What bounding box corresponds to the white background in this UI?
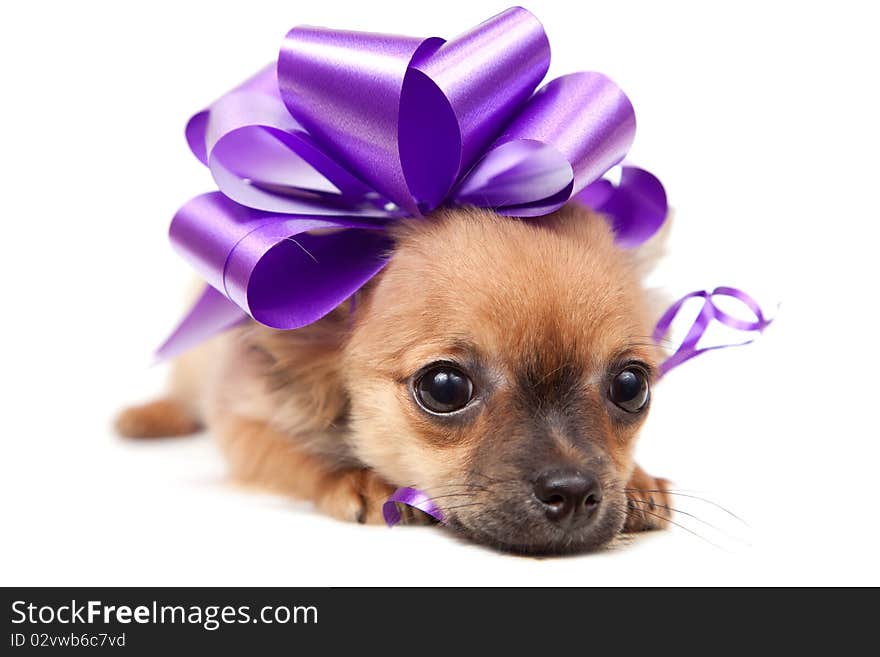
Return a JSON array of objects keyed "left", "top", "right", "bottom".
[{"left": 1, "top": 1, "right": 878, "bottom": 586}]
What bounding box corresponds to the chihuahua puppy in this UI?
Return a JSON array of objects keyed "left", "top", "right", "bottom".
[{"left": 117, "top": 203, "right": 671, "bottom": 554}]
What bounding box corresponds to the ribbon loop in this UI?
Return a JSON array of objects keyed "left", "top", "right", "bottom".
[
  {"left": 278, "top": 27, "right": 437, "bottom": 215},
  {"left": 169, "top": 192, "right": 392, "bottom": 338},
  {"left": 401, "top": 7, "right": 551, "bottom": 210},
  {"left": 278, "top": 7, "right": 552, "bottom": 214},
  {"left": 188, "top": 66, "right": 387, "bottom": 218},
  {"left": 456, "top": 72, "right": 637, "bottom": 216},
  {"left": 655, "top": 287, "right": 773, "bottom": 376}
]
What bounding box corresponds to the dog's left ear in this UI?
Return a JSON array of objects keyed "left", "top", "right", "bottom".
[
  {"left": 626, "top": 209, "right": 673, "bottom": 279},
  {"left": 546, "top": 202, "right": 673, "bottom": 326},
  {"left": 545, "top": 202, "right": 673, "bottom": 278},
  {"left": 623, "top": 209, "right": 674, "bottom": 326}
]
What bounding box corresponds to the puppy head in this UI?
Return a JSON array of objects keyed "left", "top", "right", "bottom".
[{"left": 343, "top": 204, "right": 661, "bottom": 554}]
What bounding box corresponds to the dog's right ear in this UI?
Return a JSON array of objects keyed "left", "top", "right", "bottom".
[{"left": 237, "top": 301, "right": 354, "bottom": 436}]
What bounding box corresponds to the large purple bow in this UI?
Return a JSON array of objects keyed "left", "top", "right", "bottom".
[{"left": 157, "top": 7, "right": 668, "bottom": 359}]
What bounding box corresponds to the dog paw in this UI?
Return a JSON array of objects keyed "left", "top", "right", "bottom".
[
  {"left": 315, "top": 469, "right": 396, "bottom": 525},
  {"left": 623, "top": 469, "right": 672, "bottom": 533}
]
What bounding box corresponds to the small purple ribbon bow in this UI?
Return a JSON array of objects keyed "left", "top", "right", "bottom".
[
  {"left": 655, "top": 286, "right": 774, "bottom": 376},
  {"left": 157, "top": 6, "right": 669, "bottom": 359}
]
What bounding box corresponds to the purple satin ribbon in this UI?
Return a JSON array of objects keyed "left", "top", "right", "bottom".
[
  {"left": 654, "top": 287, "right": 773, "bottom": 376},
  {"left": 383, "top": 487, "right": 446, "bottom": 527},
  {"left": 157, "top": 7, "right": 669, "bottom": 360}
]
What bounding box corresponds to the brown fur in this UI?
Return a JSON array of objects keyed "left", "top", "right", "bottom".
[
  {"left": 114, "top": 398, "right": 201, "bottom": 438},
  {"left": 118, "top": 204, "right": 671, "bottom": 553}
]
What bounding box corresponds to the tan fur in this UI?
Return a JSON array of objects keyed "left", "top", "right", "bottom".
[
  {"left": 114, "top": 398, "right": 200, "bottom": 438},
  {"left": 117, "top": 204, "right": 671, "bottom": 549}
]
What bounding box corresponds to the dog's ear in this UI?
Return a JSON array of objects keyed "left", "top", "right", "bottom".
[
  {"left": 626, "top": 210, "right": 674, "bottom": 330},
  {"left": 546, "top": 202, "right": 672, "bottom": 278},
  {"left": 237, "top": 302, "right": 353, "bottom": 435},
  {"left": 547, "top": 202, "right": 673, "bottom": 329},
  {"left": 627, "top": 208, "right": 673, "bottom": 280}
]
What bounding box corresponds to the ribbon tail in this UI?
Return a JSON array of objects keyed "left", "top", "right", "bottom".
[
  {"left": 154, "top": 286, "right": 248, "bottom": 362},
  {"left": 654, "top": 287, "right": 774, "bottom": 377},
  {"left": 383, "top": 487, "right": 446, "bottom": 527}
]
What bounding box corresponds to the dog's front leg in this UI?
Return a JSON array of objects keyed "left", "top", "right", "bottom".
[
  {"left": 215, "top": 416, "right": 395, "bottom": 524},
  {"left": 622, "top": 464, "right": 672, "bottom": 532}
]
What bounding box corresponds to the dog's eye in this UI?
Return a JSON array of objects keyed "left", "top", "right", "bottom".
[
  {"left": 609, "top": 366, "right": 649, "bottom": 413},
  {"left": 414, "top": 365, "right": 474, "bottom": 414}
]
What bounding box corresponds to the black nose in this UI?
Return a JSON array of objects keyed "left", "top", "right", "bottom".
[{"left": 533, "top": 468, "right": 602, "bottom": 523}]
